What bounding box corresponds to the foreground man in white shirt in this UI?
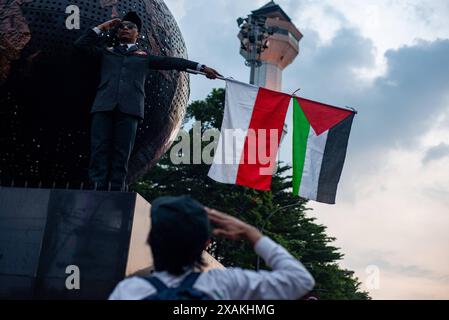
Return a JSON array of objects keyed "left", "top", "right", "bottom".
[{"left": 109, "top": 195, "right": 315, "bottom": 300}]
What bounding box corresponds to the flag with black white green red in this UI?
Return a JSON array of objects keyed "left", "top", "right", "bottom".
[{"left": 292, "top": 97, "right": 355, "bottom": 204}]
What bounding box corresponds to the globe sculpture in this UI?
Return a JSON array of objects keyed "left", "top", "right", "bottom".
[{"left": 0, "top": 0, "right": 190, "bottom": 188}]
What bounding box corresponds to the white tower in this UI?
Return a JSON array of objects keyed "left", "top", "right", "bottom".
[
  {"left": 238, "top": 1, "right": 302, "bottom": 142},
  {"left": 238, "top": 1, "right": 303, "bottom": 91}
]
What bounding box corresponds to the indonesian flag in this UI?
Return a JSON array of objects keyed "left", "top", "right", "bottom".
[{"left": 208, "top": 80, "right": 291, "bottom": 190}]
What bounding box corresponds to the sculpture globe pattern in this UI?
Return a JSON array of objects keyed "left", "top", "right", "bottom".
[{"left": 0, "top": 0, "right": 190, "bottom": 187}]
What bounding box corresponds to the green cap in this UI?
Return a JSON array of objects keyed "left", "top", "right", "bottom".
[{"left": 151, "top": 195, "right": 211, "bottom": 245}]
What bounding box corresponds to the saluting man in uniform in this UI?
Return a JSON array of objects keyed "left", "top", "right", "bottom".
[{"left": 75, "top": 12, "right": 221, "bottom": 190}]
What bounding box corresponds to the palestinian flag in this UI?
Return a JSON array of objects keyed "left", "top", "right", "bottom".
[{"left": 293, "top": 97, "right": 355, "bottom": 204}]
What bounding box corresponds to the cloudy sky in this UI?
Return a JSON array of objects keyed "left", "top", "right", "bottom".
[{"left": 164, "top": 0, "right": 449, "bottom": 299}]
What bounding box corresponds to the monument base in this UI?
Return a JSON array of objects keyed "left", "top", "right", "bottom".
[{"left": 0, "top": 187, "right": 222, "bottom": 299}]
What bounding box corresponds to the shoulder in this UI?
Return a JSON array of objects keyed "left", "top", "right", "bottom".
[
  {"left": 108, "top": 276, "right": 156, "bottom": 300},
  {"left": 194, "top": 268, "right": 250, "bottom": 300},
  {"left": 197, "top": 267, "right": 252, "bottom": 283}
]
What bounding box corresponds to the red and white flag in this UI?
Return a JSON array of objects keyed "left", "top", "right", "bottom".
[{"left": 208, "top": 79, "right": 291, "bottom": 190}]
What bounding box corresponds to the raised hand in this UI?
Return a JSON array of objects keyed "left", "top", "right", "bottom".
[
  {"left": 205, "top": 207, "right": 262, "bottom": 246},
  {"left": 97, "top": 18, "right": 122, "bottom": 32}
]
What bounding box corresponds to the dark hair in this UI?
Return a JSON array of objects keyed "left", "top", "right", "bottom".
[{"left": 148, "top": 218, "right": 209, "bottom": 275}]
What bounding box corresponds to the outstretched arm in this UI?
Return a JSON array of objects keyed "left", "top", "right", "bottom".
[
  {"left": 148, "top": 55, "right": 200, "bottom": 72},
  {"left": 148, "top": 55, "right": 222, "bottom": 79}
]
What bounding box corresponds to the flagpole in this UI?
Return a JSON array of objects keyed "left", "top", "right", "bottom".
[
  {"left": 186, "top": 68, "right": 228, "bottom": 81},
  {"left": 187, "top": 69, "right": 358, "bottom": 114},
  {"left": 255, "top": 201, "right": 303, "bottom": 271},
  {"left": 186, "top": 69, "right": 272, "bottom": 87},
  {"left": 186, "top": 68, "right": 259, "bottom": 88}
]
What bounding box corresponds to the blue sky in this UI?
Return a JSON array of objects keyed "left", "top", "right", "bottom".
[{"left": 164, "top": 0, "right": 449, "bottom": 299}]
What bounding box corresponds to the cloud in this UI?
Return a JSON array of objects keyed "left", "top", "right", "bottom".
[
  {"left": 361, "top": 40, "right": 449, "bottom": 149},
  {"left": 284, "top": 27, "right": 376, "bottom": 100},
  {"left": 423, "top": 143, "right": 449, "bottom": 164},
  {"left": 364, "top": 253, "right": 447, "bottom": 282},
  {"left": 311, "top": 147, "right": 449, "bottom": 299},
  {"left": 164, "top": 0, "right": 187, "bottom": 20},
  {"left": 290, "top": 0, "right": 449, "bottom": 79},
  {"left": 283, "top": 34, "right": 449, "bottom": 155}
]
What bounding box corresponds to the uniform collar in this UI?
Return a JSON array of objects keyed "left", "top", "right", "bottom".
[{"left": 119, "top": 43, "right": 137, "bottom": 49}]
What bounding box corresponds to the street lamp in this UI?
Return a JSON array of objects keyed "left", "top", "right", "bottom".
[
  {"left": 237, "top": 14, "right": 278, "bottom": 85},
  {"left": 255, "top": 201, "right": 302, "bottom": 271}
]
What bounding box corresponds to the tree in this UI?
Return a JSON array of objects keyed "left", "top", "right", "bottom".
[{"left": 132, "top": 88, "right": 370, "bottom": 300}]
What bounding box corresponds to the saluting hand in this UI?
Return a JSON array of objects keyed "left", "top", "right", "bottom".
[
  {"left": 97, "top": 18, "right": 121, "bottom": 32},
  {"left": 205, "top": 207, "right": 262, "bottom": 246}
]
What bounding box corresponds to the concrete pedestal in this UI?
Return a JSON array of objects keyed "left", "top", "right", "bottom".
[{"left": 0, "top": 187, "right": 221, "bottom": 299}]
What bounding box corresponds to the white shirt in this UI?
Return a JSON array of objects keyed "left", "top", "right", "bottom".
[
  {"left": 109, "top": 236, "right": 315, "bottom": 300},
  {"left": 118, "top": 43, "right": 136, "bottom": 50},
  {"left": 92, "top": 27, "right": 204, "bottom": 71}
]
